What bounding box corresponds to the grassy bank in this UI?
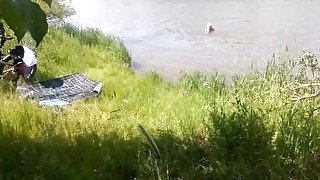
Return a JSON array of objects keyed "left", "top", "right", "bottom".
[{"left": 0, "top": 26, "right": 320, "bottom": 179}]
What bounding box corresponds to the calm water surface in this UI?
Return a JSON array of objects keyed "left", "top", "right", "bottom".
[{"left": 69, "top": 0, "right": 320, "bottom": 80}]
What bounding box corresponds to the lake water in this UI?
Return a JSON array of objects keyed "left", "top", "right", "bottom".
[{"left": 69, "top": 0, "right": 320, "bottom": 80}]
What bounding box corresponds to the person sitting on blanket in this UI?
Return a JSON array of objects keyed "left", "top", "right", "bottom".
[{"left": 1, "top": 45, "right": 37, "bottom": 84}]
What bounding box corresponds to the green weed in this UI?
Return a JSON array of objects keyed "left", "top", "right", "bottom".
[{"left": 0, "top": 25, "right": 319, "bottom": 179}]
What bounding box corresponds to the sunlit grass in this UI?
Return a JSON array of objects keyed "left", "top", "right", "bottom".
[{"left": 0, "top": 26, "right": 319, "bottom": 179}]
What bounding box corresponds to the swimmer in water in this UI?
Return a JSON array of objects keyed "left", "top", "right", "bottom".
[{"left": 204, "top": 23, "right": 215, "bottom": 35}]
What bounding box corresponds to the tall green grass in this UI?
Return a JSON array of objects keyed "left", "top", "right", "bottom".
[{"left": 0, "top": 26, "right": 319, "bottom": 179}]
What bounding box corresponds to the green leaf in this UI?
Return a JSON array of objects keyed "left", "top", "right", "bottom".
[
  {"left": 41, "top": 0, "right": 52, "bottom": 7},
  {"left": 0, "top": 0, "right": 49, "bottom": 46},
  {"left": 24, "top": 1, "right": 48, "bottom": 46},
  {"left": 0, "top": 0, "right": 27, "bottom": 41}
]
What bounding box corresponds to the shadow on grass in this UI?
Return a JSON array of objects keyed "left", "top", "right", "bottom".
[
  {"left": 34, "top": 69, "right": 57, "bottom": 83},
  {"left": 1, "top": 101, "right": 320, "bottom": 179},
  {"left": 0, "top": 131, "right": 140, "bottom": 179}
]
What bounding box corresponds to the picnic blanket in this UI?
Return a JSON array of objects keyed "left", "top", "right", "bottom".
[{"left": 16, "top": 73, "right": 103, "bottom": 106}]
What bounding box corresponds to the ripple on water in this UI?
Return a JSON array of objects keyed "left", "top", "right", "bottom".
[{"left": 70, "top": 0, "right": 320, "bottom": 80}]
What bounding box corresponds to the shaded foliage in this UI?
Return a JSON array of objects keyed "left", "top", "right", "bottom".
[{"left": 0, "top": 0, "right": 52, "bottom": 46}]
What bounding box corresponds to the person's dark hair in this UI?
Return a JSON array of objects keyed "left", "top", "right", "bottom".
[
  {"left": 9, "top": 45, "right": 25, "bottom": 65},
  {"left": 9, "top": 45, "right": 24, "bottom": 59}
]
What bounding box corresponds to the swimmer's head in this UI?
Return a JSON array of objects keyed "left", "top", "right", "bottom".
[{"left": 204, "top": 23, "right": 215, "bottom": 35}]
